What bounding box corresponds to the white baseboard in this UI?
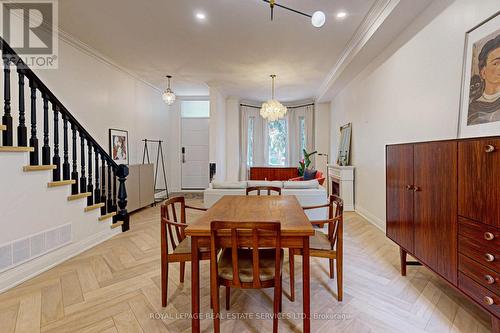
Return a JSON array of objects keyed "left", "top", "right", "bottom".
[
  {"left": 0, "top": 228, "right": 120, "bottom": 293},
  {"left": 355, "top": 205, "right": 386, "bottom": 233}
]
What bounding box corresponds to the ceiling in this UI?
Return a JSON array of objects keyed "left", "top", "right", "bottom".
[{"left": 58, "top": 0, "right": 431, "bottom": 102}]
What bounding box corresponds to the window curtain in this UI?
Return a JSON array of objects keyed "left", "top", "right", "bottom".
[
  {"left": 288, "top": 104, "right": 314, "bottom": 167},
  {"left": 240, "top": 105, "right": 265, "bottom": 180}
]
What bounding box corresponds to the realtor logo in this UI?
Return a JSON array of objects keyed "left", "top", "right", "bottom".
[{"left": 0, "top": 0, "right": 58, "bottom": 68}]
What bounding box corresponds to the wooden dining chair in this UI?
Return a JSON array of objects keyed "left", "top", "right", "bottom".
[
  {"left": 160, "top": 196, "right": 208, "bottom": 307},
  {"left": 210, "top": 221, "right": 283, "bottom": 333},
  {"left": 289, "top": 195, "right": 344, "bottom": 302},
  {"left": 246, "top": 186, "right": 282, "bottom": 196}
]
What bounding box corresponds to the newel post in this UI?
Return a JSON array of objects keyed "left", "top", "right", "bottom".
[{"left": 116, "top": 164, "right": 129, "bottom": 231}]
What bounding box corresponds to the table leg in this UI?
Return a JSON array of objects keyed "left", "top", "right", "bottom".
[
  {"left": 303, "top": 237, "right": 310, "bottom": 333},
  {"left": 191, "top": 236, "right": 200, "bottom": 333}
]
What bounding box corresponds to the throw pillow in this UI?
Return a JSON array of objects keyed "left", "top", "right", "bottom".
[{"left": 303, "top": 169, "right": 317, "bottom": 181}]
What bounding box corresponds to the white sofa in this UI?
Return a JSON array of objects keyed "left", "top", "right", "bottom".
[{"left": 203, "top": 180, "right": 328, "bottom": 220}]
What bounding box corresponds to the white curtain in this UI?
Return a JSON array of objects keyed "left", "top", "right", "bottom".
[{"left": 240, "top": 103, "right": 314, "bottom": 180}]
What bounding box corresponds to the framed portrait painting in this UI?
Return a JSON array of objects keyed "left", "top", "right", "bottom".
[
  {"left": 109, "top": 129, "right": 129, "bottom": 165},
  {"left": 458, "top": 11, "right": 500, "bottom": 138}
]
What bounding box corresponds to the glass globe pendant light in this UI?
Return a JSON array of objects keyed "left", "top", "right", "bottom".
[
  {"left": 260, "top": 75, "right": 287, "bottom": 121},
  {"left": 162, "top": 75, "right": 176, "bottom": 105}
]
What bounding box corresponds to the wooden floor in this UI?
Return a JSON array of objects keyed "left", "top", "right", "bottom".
[{"left": 0, "top": 197, "right": 493, "bottom": 333}]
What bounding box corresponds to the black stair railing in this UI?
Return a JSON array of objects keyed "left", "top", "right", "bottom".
[{"left": 0, "top": 37, "right": 129, "bottom": 231}]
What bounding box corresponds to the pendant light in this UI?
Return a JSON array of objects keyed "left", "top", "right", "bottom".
[
  {"left": 162, "top": 75, "right": 176, "bottom": 105},
  {"left": 260, "top": 75, "right": 287, "bottom": 121}
]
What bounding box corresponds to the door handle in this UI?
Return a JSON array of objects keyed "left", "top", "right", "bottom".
[{"left": 182, "top": 147, "right": 186, "bottom": 163}]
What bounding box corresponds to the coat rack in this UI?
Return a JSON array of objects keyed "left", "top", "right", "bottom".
[{"left": 142, "top": 139, "right": 169, "bottom": 203}]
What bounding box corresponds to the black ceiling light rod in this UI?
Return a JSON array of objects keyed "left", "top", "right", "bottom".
[{"left": 262, "top": 0, "right": 312, "bottom": 20}]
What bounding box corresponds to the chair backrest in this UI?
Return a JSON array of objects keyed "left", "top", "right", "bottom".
[
  {"left": 160, "top": 196, "right": 187, "bottom": 253},
  {"left": 210, "top": 221, "right": 281, "bottom": 288},
  {"left": 246, "top": 186, "right": 282, "bottom": 196},
  {"left": 329, "top": 195, "right": 344, "bottom": 247}
]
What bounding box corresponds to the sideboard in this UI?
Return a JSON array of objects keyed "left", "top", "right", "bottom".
[
  {"left": 126, "top": 164, "right": 155, "bottom": 212},
  {"left": 249, "top": 166, "right": 298, "bottom": 181},
  {"left": 386, "top": 136, "right": 499, "bottom": 331}
]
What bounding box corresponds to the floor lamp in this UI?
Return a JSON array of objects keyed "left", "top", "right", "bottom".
[{"left": 317, "top": 153, "right": 329, "bottom": 195}]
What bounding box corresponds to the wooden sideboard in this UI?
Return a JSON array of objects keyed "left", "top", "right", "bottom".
[
  {"left": 249, "top": 166, "right": 298, "bottom": 181},
  {"left": 386, "top": 137, "right": 500, "bottom": 331}
]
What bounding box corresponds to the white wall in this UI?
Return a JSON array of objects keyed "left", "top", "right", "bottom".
[
  {"left": 0, "top": 36, "right": 167, "bottom": 290},
  {"left": 329, "top": 0, "right": 500, "bottom": 230},
  {"left": 314, "top": 102, "right": 330, "bottom": 178},
  {"left": 209, "top": 86, "right": 227, "bottom": 181},
  {"left": 225, "top": 97, "right": 240, "bottom": 181}
]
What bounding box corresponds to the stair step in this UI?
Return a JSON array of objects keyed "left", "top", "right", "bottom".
[
  {"left": 23, "top": 165, "right": 57, "bottom": 172},
  {"left": 110, "top": 221, "right": 123, "bottom": 229},
  {"left": 0, "top": 124, "right": 6, "bottom": 131},
  {"left": 98, "top": 212, "right": 117, "bottom": 221},
  {"left": 0, "top": 146, "right": 34, "bottom": 152},
  {"left": 68, "top": 192, "right": 91, "bottom": 201},
  {"left": 84, "top": 203, "right": 105, "bottom": 212},
  {"left": 48, "top": 179, "right": 76, "bottom": 187}
]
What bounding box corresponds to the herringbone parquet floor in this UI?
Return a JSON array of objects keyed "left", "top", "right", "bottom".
[{"left": 0, "top": 196, "right": 493, "bottom": 332}]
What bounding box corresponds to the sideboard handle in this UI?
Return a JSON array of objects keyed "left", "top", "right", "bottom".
[
  {"left": 485, "top": 145, "right": 496, "bottom": 153},
  {"left": 413, "top": 186, "right": 421, "bottom": 192},
  {"left": 484, "top": 232, "right": 495, "bottom": 241},
  {"left": 485, "top": 253, "right": 495, "bottom": 262},
  {"left": 406, "top": 185, "right": 414, "bottom": 190},
  {"left": 485, "top": 275, "right": 495, "bottom": 285},
  {"left": 483, "top": 296, "right": 494, "bottom": 306}
]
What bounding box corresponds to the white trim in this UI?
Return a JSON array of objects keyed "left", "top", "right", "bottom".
[
  {"left": 316, "top": 0, "right": 400, "bottom": 101},
  {"left": 355, "top": 205, "right": 386, "bottom": 233},
  {"left": 57, "top": 29, "right": 162, "bottom": 92},
  {"left": 0, "top": 228, "right": 120, "bottom": 293}
]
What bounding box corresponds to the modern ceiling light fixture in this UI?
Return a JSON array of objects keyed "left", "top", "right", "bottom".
[
  {"left": 260, "top": 75, "right": 287, "bottom": 121},
  {"left": 162, "top": 75, "right": 176, "bottom": 105},
  {"left": 262, "top": 0, "right": 326, "bottom": 28}
]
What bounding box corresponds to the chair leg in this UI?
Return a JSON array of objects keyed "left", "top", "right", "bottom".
[
  {"left": 225, "top": 286, "right": 230, "bottom": 310},
  {"left": 329, "top": 259, "right": 334, "bottom": 279},
  {"left": 289, "top": 248, "right": 295, "bottom": 302},
  {"left": 161, "top": 261, "right": 168, "bottom": 307},
  {"left": 273, "top": 275, "right": 280, "bottom": 333},
  {"left": 400, "top": 247, "right": 407, "bottom": 277},
  {"left": 336, "top": 258, "right": 343, "bottom": 302},
  {"left": 212, "top": 286, "right": 220, "bottom": 333},
  {"left": 180, "top": 262, "right": 185, "bottom": 283},
  {"left": 279, "top": 274, "right": 283, "bottom": 313}
]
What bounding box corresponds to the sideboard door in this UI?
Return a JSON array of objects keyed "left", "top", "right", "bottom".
[
  {"left": 484, "top": 139, "right": 500, "bottom": 228},
  {"left": 386, "top": 144, "right": 414, "bottom": 253},
  {"left": 414, "top": 142, "right": 458, "bottom": 285}
]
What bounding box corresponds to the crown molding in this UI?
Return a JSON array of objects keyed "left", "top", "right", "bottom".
[
  {"left": 315, "top": 0, "right": 400, "bottom": 101},
  {"left": 57, "top": 29, "right": 162, "bottom": 93}
]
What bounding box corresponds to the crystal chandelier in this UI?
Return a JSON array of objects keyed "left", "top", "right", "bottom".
[
  {"left": 261, "top": 75, "right": 287, "bottom": 121},
  {"left": 162, "top": 75, "right": 176, "bottom": 105}
]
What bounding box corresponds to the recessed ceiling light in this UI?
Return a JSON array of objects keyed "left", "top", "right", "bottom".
[
  {"left": 336, "top": 11, "right": 347, "bottom": 19},
  {"left": 195, "top": 12, "right": 206, "bottom": 20}
]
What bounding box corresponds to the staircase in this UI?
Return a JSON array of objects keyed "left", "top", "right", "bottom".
[{"left": 0, "top": 37, "right": 129, "bottom": 231}]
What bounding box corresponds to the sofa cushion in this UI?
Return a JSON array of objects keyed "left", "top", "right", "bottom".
[
  {"left": 303, "top": 169, "right": 317, "bottom": 181},
  {"left": 211, "top": 181, "right": 247, "bottom": 189},
  {"left": 282, "top": 179, "right": 319, "bottom": 189},
  {"left": 246, "top": 180, "right": 283, "bottom": 188}
]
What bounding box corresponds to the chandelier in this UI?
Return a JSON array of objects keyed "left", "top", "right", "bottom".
[
  {"left": 262, "top": 0, "right": 326, "bottom": 28},
  {"left": 162, "top": 75, "right": 176, "bottom": 105},
  {"left": 260, "top": 75, "right": 287, "bottom": 121}
]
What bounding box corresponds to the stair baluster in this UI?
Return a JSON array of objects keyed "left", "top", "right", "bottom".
[
  {"left": 107, "top": 162, "right": 113, "bottom": 213},
  {"left": 62, "top": 114, "right": 70, "bottom": 180},
  {"left": 113, "top": 170, "right": 117, "bottom": 212},
  {"left": 71, "top": 124, "right": 79, "bottom": 194},
  {"left": 17, "top": 70, "right": 27, "bottom": 146},
  {"left": 29, "top": 79, "right": 39, "bottom": 165},
  {"left": 116, "top": 165, "right": 129, "bottom": 231},
  {"left": 94, "top": 152, "right": 100, "bottom": 204},
  {"left": 42, "top": 95, "right": 50, "bottom": 165},
  {"left": 80, "top": 133, "right": 87, "bottom": 194},
  {"left": 100, "top": 156, "right": 107, "bottom": 215},
  {"left": 2, "top": 53, "right": 12, "bottom": 146},
  {"left": 87, "top": 142, "right": 94, "bottom": 206},
  {"left": 52, "top": 105, "right": 60, "bottom": 181}
]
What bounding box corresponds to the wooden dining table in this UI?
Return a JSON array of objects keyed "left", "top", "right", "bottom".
[{"left": 185, "top": 195, "right": 315, "bottom": 332}]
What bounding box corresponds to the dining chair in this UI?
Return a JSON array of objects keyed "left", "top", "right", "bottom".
[
  {"left": 246, "top": 186, "right": 282, "bottom": 196},
  {"left": 289, "top": 195, "right": 344, "bottom": 302},
  {"left": 209, "top": 221, "right": 283, "bottom": 333},
  {"left": 160, "top": 196, "right": 208, "bottom": 307}
]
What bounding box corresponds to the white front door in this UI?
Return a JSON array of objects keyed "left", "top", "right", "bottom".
[{"left": 181, "top": 118, "right": 209, "bottom": 189}]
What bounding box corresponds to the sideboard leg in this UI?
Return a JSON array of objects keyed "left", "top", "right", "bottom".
[
  {"left": 400, "top": 247, "right": 407, "bottom": 276},
  {"left": 492, "top": 316, "right": 499, "bottom": 333}
]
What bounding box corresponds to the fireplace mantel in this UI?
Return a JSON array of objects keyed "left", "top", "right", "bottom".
[{"left": 327, "top": 165, "right": 355, "bottom": 211}]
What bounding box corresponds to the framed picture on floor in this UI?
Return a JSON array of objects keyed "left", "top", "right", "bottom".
[
  {"left": 109, "top": 128, "right": 129, "bottom": 165},
  {"left": 458, "top": 11, "right": 500, "bottom": 138}
]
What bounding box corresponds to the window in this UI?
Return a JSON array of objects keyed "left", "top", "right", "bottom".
[
  {"left": 299, "top": 116, "right": 306, "bottom": 159},
  {"left": 181, "top": 100, "right": 210, "bottom": 118},
  {"left": 268, "top": 119, "right": 288, "bottom": 166},
  {"left": 247, "top": 117, "right": 255, "bottom": 166}
]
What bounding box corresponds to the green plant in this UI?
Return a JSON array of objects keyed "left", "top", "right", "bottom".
[{"left": 298, "top": 149, "right": 317, "bottom": 176}]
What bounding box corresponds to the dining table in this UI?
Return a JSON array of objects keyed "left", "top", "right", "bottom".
[{"left": 185, "top": 195, "right": 315, "bottom": 332}]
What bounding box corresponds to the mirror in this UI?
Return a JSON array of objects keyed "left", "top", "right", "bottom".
[{"left": 337, "top": 123, "right": 352, "bottom": 166}]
